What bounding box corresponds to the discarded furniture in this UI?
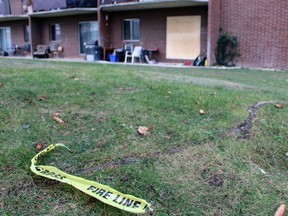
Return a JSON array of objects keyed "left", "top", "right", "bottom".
[
  {"left": 8, "top": 44, "right": 26, "bottom": 56},
  {"left": 123, "top": 44, "right": 133, "bottom": 62},
  {"left": 22, "top": 44, "right": 31, "bottom": 52},
  {"left": 33, "top": 45, "right": 50, "bottom": 58},
  {"left": 124, "top": 46, "right": 142, "bottom": 63},
  {"left": 49, "top": 42, "right": 64, "bottom": 58},
  {"left": 142, "top": 48, "right": 158, "bottom": 64},
  {"left": 54, "top": 46, "right": 64, "bottom": 58}
]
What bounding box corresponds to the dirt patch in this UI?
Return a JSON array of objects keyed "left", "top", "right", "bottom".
[
  {"left": 79, "top": 157, "right": 138, "bottom": 174},
  {"left": 201, "top": 169, "right": 225, "bottom": 187},
  {"left": 207, "top": 173, "right": 225, "bottom": 187},
  {"left": 229, "top": 100, "right": 288, "bottom": 139},
  {"left": 115, "top": 87, "right": 140, "bottom": 94},
  {"left": 78, "top": 146, "right": 183, "bottom": 174},
  {"left": 135, "top": 71, "right": 255, "bottom": 90}
]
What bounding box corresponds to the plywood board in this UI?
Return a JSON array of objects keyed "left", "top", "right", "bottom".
[{"left": 166, "top": 16, "right": 201, "bottom": 59}]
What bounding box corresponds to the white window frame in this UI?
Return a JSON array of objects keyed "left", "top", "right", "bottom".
[
  {"left": 122, "top": 18, "right": 140, "bottom": 42},
  {"left": 50, "top": 23, "right": 61, "bottom": 42}
]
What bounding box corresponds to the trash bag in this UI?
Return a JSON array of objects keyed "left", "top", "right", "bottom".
[
  {"left": 193, "top": 55, "right": 206, "bottom": 66},
  {"left": 0, "top": 50, "right": 8, "bottom": 56}
]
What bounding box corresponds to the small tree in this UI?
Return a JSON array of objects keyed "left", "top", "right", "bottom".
[{"left": 214, "top": 32, "right": 240, "bottom": 66}]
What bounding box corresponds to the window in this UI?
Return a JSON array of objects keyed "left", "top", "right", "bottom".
[
  {"left": 23, "top": 25, "right": 30, "bottom": 42},
  {"left": 122, "top": 19, "right": 140, "bottom": 41},
  {"left": 50, "top": 24, "right": 61, "bottom": 41},
  {"left": 166, "top": 16, "right": 201, "bottom": 59}
]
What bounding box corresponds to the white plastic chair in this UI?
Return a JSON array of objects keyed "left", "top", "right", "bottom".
[
  {"left": 125, "top": 46, "right": 142, "bottom": 63},
  {"left": 124, "top": 44, "right": 133, "bottom": 63}
]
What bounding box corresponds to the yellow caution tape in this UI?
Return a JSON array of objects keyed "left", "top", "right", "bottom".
[{"left": 30, "top": 143, "right": 152, "bottom": 214}]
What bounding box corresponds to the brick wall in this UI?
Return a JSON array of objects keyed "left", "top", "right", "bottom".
[
  {"left": 0, "top": 20, "right": 29, "bottom": 46},
  {"left": 30, "top": 18, "right": 43, "bottom": 51},
  {"left": 30, "top": 14, "right": 98, "bottom": 58},
  {"left": 213, "top": 0, "right": 288, "bottom": 69},
  {"left": 10, "top": 0, "right": 23, "bottom": 15},
  {"left": 107, "top": 6, "right": 208, "bottom": 62}
]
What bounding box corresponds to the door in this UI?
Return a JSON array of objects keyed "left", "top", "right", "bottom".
[
  {"left": 0, "top": 27, "right": 11, "bottom": 52},
  {"left": 79, "top": 21, "right": 99, "bottom": 54}
]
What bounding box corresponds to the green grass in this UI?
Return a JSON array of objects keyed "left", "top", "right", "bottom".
[{"left": 0, "top": 59, "right": 287, "bottom": 215}]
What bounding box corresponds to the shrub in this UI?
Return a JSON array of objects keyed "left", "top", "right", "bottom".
[{"left": 214, "top": 32, "right": 240, "bottom": 66}]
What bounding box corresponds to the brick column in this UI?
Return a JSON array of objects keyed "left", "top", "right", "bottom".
[
  {"left": 207, "top": 0, "right": 221, "bottom": 66},
  {"left": 29, "top": 17, "right": 43, "bottom": 54},
  {"left": 98, "top": 0, "right": 111, "bottom": 48}
]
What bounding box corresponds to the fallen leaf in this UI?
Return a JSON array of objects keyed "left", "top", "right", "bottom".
[
  {"left": 199, "top": 109, "right": 205, "bottom": 115},
  {"left": 275, "top": 104, "right": 284, "bottom": 109},
  {"left": 53, "top": 116, "right": 65, "bottom": 125},
  {"left": 53, "top": 112, "right": 61, "bottom": 117},
  {"left": 69, "top": 203, "right": 77, "bottom": 209},
  {"left": 36, "top": 143, "right": 43, "bottom": 151},
  {"left": 274, "top": 204, "right": 286, "bottom": 216},
  {"left": 137, "top": 126, "right": 149, "bottom": 136},
  {"left": 63, "top": 132, "right": 70, "bottom": 136},
  {"left": 3, "top": 166, "right": 11, "bottom": 171},
  {"left": 39, "top": 96, "right": 47, "bottom": 101},
  {"left": 107, "top": 165, "right": 115, "bottom": 171}
]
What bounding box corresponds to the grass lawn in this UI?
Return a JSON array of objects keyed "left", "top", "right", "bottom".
[{"left": 0, "top": 59, "right": 287, "bottom": 215}]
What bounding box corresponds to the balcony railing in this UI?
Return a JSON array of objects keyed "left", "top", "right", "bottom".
[
  {"left": 33, "top": 0, "right": 97, "bottom": 12},
  {"left": 101, "top": 0, "right": 139, "bottom": 5},
  {"left": 0, "top": 0, "right": 11, "bottom": 15},
  {"left": 66, "top": 0, "right": 97, "bottom": 8}
]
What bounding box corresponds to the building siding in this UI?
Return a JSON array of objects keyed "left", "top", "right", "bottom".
[
  {"left": 10, "top": 0, "right": 23, "bottom": 15},
  {"left": 2, "top": 0, "right": 287, "bottom": 69},
  {"left": 30, "top": 14, "right": 98, "bottom": 59},
  {"left": 214, "top": 0, "right": 288, "bottom": 69},
  {"left": 108, "top": 6, "right": 208, "bottom": 62},
  {"left": 0, "top": 20, "right": 29, "bottom": 47}
]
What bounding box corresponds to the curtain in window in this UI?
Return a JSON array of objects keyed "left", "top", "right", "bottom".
[
  {"left": 131, "top": 19, "right": 140, "bottom": 40},
  {"left": 0, "top": 27, "right": 11, "bottom": 51}
]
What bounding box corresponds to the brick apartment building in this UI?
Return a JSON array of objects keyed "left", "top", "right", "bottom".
[{"left": 0, "top": 0, "right": 287, "bottom": 69}]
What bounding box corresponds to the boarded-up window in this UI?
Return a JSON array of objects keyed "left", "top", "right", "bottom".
[{"left": 166, "top": 16, "right": 201, "bottom": 59}]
